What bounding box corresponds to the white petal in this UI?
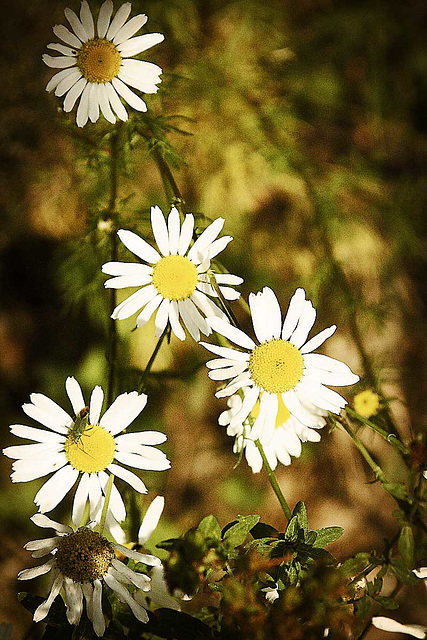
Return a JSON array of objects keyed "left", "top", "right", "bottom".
[
  {"left": 52, "top": 24, "right": 82, "bottom": 48},
  {"left": 177, "top": 299, "right": 200, "bottom": 341},
  {"left": 29, "top": 391, "right": 74, "bottom": 426},
  {"left": 76, "top": 82, "right": 91, "bottom": 127},
  {"left": 188, "top": 218, "right": 225, "bottom": 262},
  {"left": 207, "top": 235, "right": 232, "bottom": 259},
  {"left": 300, "top": 325, "right": 337, "bottom": 354},
  {"left": 102, "top": 261, "right": 153, "bottom": 276},
  {"left": 282, "top": 390, "right": 322, "bottom": 428},
  {"left": 207, "top": 316, "right": 255, "bottom": 350},
  {"left": 3, "top": 442, "right": 62, "bottom": 460},
  {"left": 112, "top": 543, "right": 161, "bottom": 566},
  {"left": 34, "top": 573, "right": 64, "bottom": 622},
  {"left": 97, "top": 0, "right": 113, "bottom": 38},
  {"left": 92, "top": 580, "right": 105, "bottom": 637},
  {"left": 64, "top": 7, "right": 89, "bottom": 42},
  {"left": 191, "top": 290, "right": 227, "bottom": 320},
  {"left": 98, "top": 472, "right": 126, "bottom": 522},
  {"left": 104, "top": 572, "right": 149, "bottom": 622},
  {"left": 167, "top": 207, "right": 180, "bottom": 255},
  {"left": 215, "top": 372, "right": 253, "bottom": 398},
  {"left": 138, "top": 496, "right": 164, "bottom": 543},
  {"left": 208, "top": 362, "right": 248, "bottom": 381},
  {"left": 281, "top": 288, "right": 306, "bottom": 341},
  {"left": 103, "top": 82, "right": 127, "bottom": 121},
  {"left": 303, "top": 353, "right": 357, "bottom": 374},
  {"left": 25, "top": 536, "right": 60, "bottom": 553},
  {"left": 46, "top": 43, "right": 76, "bottom": 55},
  {"left": 111, "top": 285, "right": 157, "bottom": 321},
  {"left": 65, "top": 377, "right": 86, "bottom": 415},
  {"left": 111, "top": 77, "right": 147, "bottom": 112},
  {"left": 182, "top": 298, "right": 210, "bottom": 338},
  {"left": 97, "top": 83, "right": 116, "bottom": 123},
  {"left": 89, "top": 386, "right": 104, "bottom": 425},
  {"left": 252, "top": 392, "right": 278, "bottom": 441},
  {"left": 88, "top": 82, "right": 100, "bottom": 123},
  {"left": 88, "top": 473, "right": 103, "bottom": 520},
  {"left": 114, "top": 450, "right": 170, "bottom": 471},
  {"left": 100, "top": 392, "right": 147, "bottom": 435},
  {"left": 372, "top": 617, "right": 426, "bottom": 638},
  {"left": 118, "top": 58, "right": 162, "bottom": 92},
  {"left": 110, "top": 560, "right": 151, "bottom": 591},
  {"left": 118, "top": 229, "right": 161, "bottom": 264},
  {"left": 211, "top": 273, "right": 243, "bottom": 286},
  {"left": 178, "top": 214, "right": 194, "bottom": 256},
  {"left": 169, "top": 300, "right": 186, "bottom": 341},
  {"left": 113, "top": 14, "right": 148, "bottom": 45},
  {"left": 155, "top": 299, "right": 170, "bottom": 337},
  {"left": 34, "top": 465, "right": 79, "bottom": 513},
  {"left": 136, "top": 293, "right": 163, "bottom": 328},
  {"left": 31, "top": 513, "right": 73, "bottom": 533},
  {"left": 289, "top": 301, "right": 316, "bottom": 349},
  {"left": 9, "top": 424, "right": 65, "bottom": 444},
  {"left": 42, "top": 54, "right": 76, "bottom": 69},
  {"left": 18, "top": 558, "right": 55, "bottom": 581},
  {"left": 107, "top": 463, "right": 147, "bottom": 493},
  {"left": 11, "top": 452, "right": 67, "bottom": 483},
  {"left": 72, "top": 473, "right": 90, "bottom": 526},
  {"left": 55, "top": 69, "right": 81, "bottom": 97},
  {"left": 106, "top": 2, "right": 132, "bottom": 40},
  {"left": 105, "top": 273, "right": 153, "bottom": 289},
  {"left": 249, "top": 287, "right": 282, "bottom": 343},
  {"left": 64, "top": 579, "right": 84, "bottom": 625},
  {"left": 46, "top": 67, "right": 78, "bottom": 93},
  {"left": 199, "top": 342, "right": 250, "bottom": 361},
  {"left": 63, "top": 77, "right": 87, "bottom": 112},
  {"left": 151, "top": 205, "right": 169, "bottom": 256},
  {"left": 79, "top": 1, "right": 94, "bottom": 39}
]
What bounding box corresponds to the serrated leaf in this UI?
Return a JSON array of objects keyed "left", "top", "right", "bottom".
[
  {"left": 305, "top": 530, "right": 317, "bottom": 545},
  {"left": 312, "top": 527, "right": 343, "bottom": 548},
  {"left": 389, "top": 559, "right": 418, "bottom": 586},
  {"left": 223, "top": 515, "right": 260, "bottom": 548},
  {"left": 284, "top": 516, "right": 299, "bottom": 541},
  {"left": 197, "top": 515, "right": 221, "bottom": 541},
  {"left": 340, "top": 553, "right": 371, "bottom": 578},
  {"left": 372, "top": 595, "right": 400, "bottom": 610},
  {"left": 292, "top": 501, "right": 308, "bottom": 531},
  {"left": 398, "top": 525, "right": 414, "bottom": 569}
]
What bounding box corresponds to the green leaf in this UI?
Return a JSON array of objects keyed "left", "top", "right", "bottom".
[
  {"left": 223, "top": 515, "right": 260, "bottom": 548},
  {"left": 197, "top": 515, "right": 221, "bottom": 541},
  {"left": 382, "top": 482, "right": 409, "bottom": 501},
  {"left": 250, "top": 522, "right": 279, "bottom": 539},
  {"left": 304, "top": 530, "right": 318, "bottom": 545},
  {"left": 143, "top": 608, "right": 217, "bottom": 639},
  {"left": 284, "top": 516, "right": 299, "bottom": 542},
  {"left": 372, "top": 595, "right": 400, "bottom": 610},
  {"left": 398, "top": 525, "right": 414, "bottom": 569},
  {"left": 389, "top": 558, "right": 418, "bottom": 586},
  {"left": 340, "top": 553, "right": 371, "bottom": 578},
  {"left": 312, "top": 527, "right": 344, "bottom": 548},
  {"left": 292, "top": 501, "right": 308, "bottom": 531}
]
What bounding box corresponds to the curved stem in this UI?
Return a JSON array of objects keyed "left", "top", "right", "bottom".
[
  {"left": 346, "top": 407, "right": 408, "bottom": 455},
  {"left": 337, "top": 416, "right": 386, "bottom": 483},
  {"left": 138, "top": 329, "right": 169, "bottom": 393},
  {"left": 106, "top": 126, "right": 121, "bottom": 406},
  {"left": 256, "top": 440, "right": 292, "bottom": 520}
]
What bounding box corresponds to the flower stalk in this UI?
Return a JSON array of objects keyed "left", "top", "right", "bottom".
[{"left": 256, "top": 439, "right": 292, "bottom": 520}]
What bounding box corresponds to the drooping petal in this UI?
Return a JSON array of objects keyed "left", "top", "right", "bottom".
[
  {"left": 111, "top": 77, "right": 147, "bottom": 112},
  {"left": 34, "top": 465, "right": 79, "bottom": 513},
  {"left": 31, "top": 513, "right": 73, "bottom": 533},
  {"left": 63, "top": 77, "right": 87, "bottom": 112},
  {"left": 107, "top": 463, "right": 147, "bottom": 493},
  {"left": 72, "top": 473, "right": 90, "bottom": 526},
  {"left": 76, "top": 82, "right": 91, "bottom": 127},
  {"left": 64, "top": 579, "right": 84, "bottom": 625},
  {"left": 33, "top": 573, "right": 64, "bottom": 622}
]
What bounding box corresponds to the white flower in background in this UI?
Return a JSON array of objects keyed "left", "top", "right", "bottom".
[
  {"left": 3, "top": 377, "right": 170, "bottom": 526},
  {"left": 43, "top": 0, "right": 164, "bottom": 127},
  {"left": 134, "top": 496, "right": 180, "bottom": 611},
  {"left": 201, "top": 287, "right": 359, "bottom": 442},
  {"left": 261, "top": 584, "right": 280, "bottom": 603},
  {"left": 102, "top": 205, "right": 243, "bottom": 341},
  {"left": 372, "top": 617, "right": 427, "bottom": 638},
  {"left": 219, "top": 390, "right": 327, "bottom": 473},
  {"left": 19, "top": 514, "right": 161, "bottom": 636}
]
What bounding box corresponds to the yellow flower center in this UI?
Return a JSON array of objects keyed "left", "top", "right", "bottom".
[
  {"left": 248, "top": 339, "right": 304, "bottom": 394},
  {"left": 56, "top": 529, "right": 114, "bottom": 582},
  {"left": 65, "top": 423, "right": 115, "bottom": 473},
  {"left": 354, "top": 389, "right": 380, "bottom": 419},
  {"left": 152, "top": 255, "right": 199, "bottom": 301},
  {"left": 77, "top": 38, "right": 122, "bottom": 84},
  {"left": 251, "top": 393, "right": 291, "bottom": 428}
]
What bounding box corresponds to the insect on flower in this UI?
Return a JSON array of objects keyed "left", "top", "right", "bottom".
[{"left": 68, "top": 406, "right": 91, "bottom": 445}]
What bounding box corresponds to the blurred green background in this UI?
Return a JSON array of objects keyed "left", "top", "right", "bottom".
[{"left": 0, "top": 0, "right": 426, "bottom": 637}]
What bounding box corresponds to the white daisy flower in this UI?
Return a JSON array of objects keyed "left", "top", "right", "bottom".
[
  {"left": 201, "top": 287, "right": 359, "bottom": 442},
  {"left": 19, "top": 514, "right": 161, "bottom": 636},
  {"left": 43, "top": 0, "right": 164, "bottom": 127},
  {"left": 102, "top": 205, "right": 243, "bottom": 341},
  {"left": 372, "top": 617, "right": 427, "bottom": 639},
  {"left": 3, "top": 376, "right": 170, "bottom": 526},
  {"left": 219, "top": 390, "right": 327, "bottom": 473}
]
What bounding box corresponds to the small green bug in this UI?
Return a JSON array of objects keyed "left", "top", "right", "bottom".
[{"left": 68, "top": 406, "right": 91, "bottom": 445}]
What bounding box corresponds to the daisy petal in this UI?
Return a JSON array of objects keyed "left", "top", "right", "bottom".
[
  {"left": 178, "top": 214, "right": 195, "bottom": 256},
  {"left": 31, "top": 513, "right": 73, "bottom": 533},
  {"left": 113, "top": 14, "right": 148, "bottom": 45},
  {"left": 42, "top": 54, "right": 76, "bottom": 69},
  {"left": 106, "top": 2, "right": 132, "bottom": 40},
  {"left": 300, "top": 325, "right": 336, "bottom": 354},
  {"left": 207, "top": 316, "right": 255, "bottom": 350},
  {"left": 169, "top": 300, "right": 186, "bottom": 341},
  {"left": 63, "top": 77, "right": 87, "bottom": 112},
  {"left": 64, "top": 7, "right": 90, "bottom": 42},
  {"left": 107, "top": 463, "right": 147, "bottom": 493},
  {"left": 167, "top": 207, "right": 180, "bottom": 255},
  {"left": 136, "top": 293, "right": 162, "bottom": 328},
  {"left": 281, "top": 288, "right": 306, "bottom": 341},
  {"left": 111, "top": 285, "right": 158, "bottom": 321},
  {"left": 151, "top": 206, "right": 170, "bottom": 256},
  {"left": 138, "top": 496, "right": 164, "bottom": 543},
  {"left": 188, "top": 218, "right": 225, "bottom": 262},
  {"left": 111, "top": 77, "right": 147, "bottom": 112},
  {"left": 100, "top": 392, "right": 147, "bottom": 435},
  {"left": 97, "top": 0, "right": 113, "bottom": 39},
  {"left": 34, "top": 465, "right": 79, "bottom": 513},
  {"left": 53, "top": 24, "right": 82, "bottom": 49},
  {"left": 98, "top": 81, "right": 116, "bottom": 123},
  {"left": 65, "top": 377, "right": 86, "bottom": 415},
  {"left": 72, "top": 473, "right": 90, "bottom": 526},
  {"left": 118, "top": 229, "right": 161, "bottom": 264},
  {"left": 80, "top": 1, "right": 94, "bottom": 40},
  {"left": 76, "top": 83, "right": 91, "bottom": 127},
  {"left": 106, "top": 81, "right": 128, "bottom": 121}
]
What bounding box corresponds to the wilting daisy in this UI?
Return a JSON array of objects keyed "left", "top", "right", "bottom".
[
  {"left": 201, "top": 287, "right": 359, "bottom": 442},
  {"left": 219, "top": 390, "right": 327, "bottom": 473},
  {"left": 3, "top": 376, "right": 170, "bottom": 525},
  {"left": 19, "top": 514, "right": 161, "bottom": 636},
  {"left": 102, "top": 205, "right": 243, "bottom": 341},
  {"left": 43, "top": 0, "right": 164, "bottom": 127}
]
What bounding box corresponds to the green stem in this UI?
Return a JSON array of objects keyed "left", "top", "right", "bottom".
[
  {"left": 256, "top": 440, "right": 292, "bottom": 520},
  {"left": 97, "top": 473, "right": 115, "bottom": 536},
  {"left": 346, "top": 407, "right": 408, "bottom": 455},
  {"left": 339, "top": 417, "right": 386, "bottom": 482},
  {"left": 106, "top": 126, "right": 121, "bottom": 406},
  {"left": 138, "top": 329, "right": 168, "bottom": 393}
]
